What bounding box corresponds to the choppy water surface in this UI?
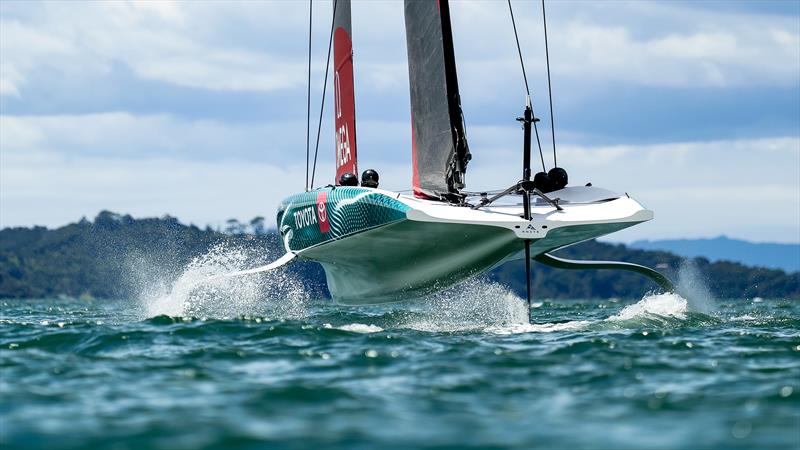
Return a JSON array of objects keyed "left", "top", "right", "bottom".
[{"left": 1, "top": 265, "right": 799, "bottom": 449}]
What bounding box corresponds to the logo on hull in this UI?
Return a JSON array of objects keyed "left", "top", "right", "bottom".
[
  {"left": 317, "top": 191, "right": 330, "bottom": 234},
  {"left": 293, "top": 206, "right": 318, "bottom": 229}
]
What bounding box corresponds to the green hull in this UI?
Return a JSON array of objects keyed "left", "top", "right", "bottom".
[{"left": 305, "top": 220, "right": 521, "bottom": 304}]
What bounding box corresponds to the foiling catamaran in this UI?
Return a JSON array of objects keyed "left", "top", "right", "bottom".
[{"left": 241, "top": 0, "right": 674, "bottom": 318}]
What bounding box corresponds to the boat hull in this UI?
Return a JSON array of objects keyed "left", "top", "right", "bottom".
[
  {"left": 277, "top": 186, "right": 652, "bottom": 305},
  {"left": 307, "top": 220, "right": 519, "bottom": 304}
]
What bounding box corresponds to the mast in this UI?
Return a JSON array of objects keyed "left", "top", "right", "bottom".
[
  {"left": 404, "top": 0, "right": 471, "bottom": 199},
  {"left": 333, "top": 0, "right": 358, "bottom": 183}
]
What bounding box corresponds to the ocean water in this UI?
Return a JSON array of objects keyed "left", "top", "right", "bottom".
[{"left": 1, "top": 257, "right": 799, "bottom": 449}]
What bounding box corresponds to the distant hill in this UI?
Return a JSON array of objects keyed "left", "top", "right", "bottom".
[
  {"left": 1, "top": 212, "right": 797, "bottom": 301},
  {"left": 629, "top": 236, "right": 800, "bottom": 272},
  {"left": 0, "top": 212, "right": 328, "bottom": 301}
]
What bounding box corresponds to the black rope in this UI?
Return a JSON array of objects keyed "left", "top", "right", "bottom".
[
  {"left": 507, "top": 0, "right": 529, "bottom": 97},
  {"left": 310, "top": 0, "right": 338, "bottom": 190},
  {"left": 541, "top": 0, "right": 557, "bottom": 168},
  {"left": 305, "top": 0, "right": 313, "bottom": 191},
  {"left": 507, "top": 0, "right": 546, "bottom": 173}
]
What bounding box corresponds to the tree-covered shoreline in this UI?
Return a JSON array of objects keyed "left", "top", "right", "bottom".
[{"left": 1, "top": 211, "right": 797, "bottom": 300}]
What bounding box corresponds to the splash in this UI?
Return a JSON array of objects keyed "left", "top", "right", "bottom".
[
  {"left": 391, "top": 269, "right": 711, "bottom": 333},
  {"left": 398, "top": 278, "right": 529, "bottom": 332},
  {"left": 138, "top": 244, "right": 308, "bottom": 320},
  {"left": 675, "top": 259, "right": 716, "bottom": 315},
  {"left": 391, "top": 274, "right": 699, "bottom": 334},
  {"left": 490, "top": 291, "right": 695, "bottom": 334},
  {"left": 604, "top": 258, "right": 716, "bottom": 323},
  {"left": 608, "top": 292, "right": 688, "bottom": 321}
]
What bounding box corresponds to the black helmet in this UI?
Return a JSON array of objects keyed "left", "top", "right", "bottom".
[
  {"left": 533, "top": 171, "right": 554, "bottom": 193},
  {"left": 548, "top": 167, "right": 568, "bottom": 191},
  {"left": 361, "top": 169, "right": 379, "bottom": 188},
  {"left": 338, "top": 172, "right": 358, "bottom": 186}
]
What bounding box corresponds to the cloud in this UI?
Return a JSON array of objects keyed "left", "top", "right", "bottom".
[
  {"left": 0, "top": 112, "right": 300, "bottom": 161},
  {"left": 468, "top": 133, "right": 800, "bottom": 191},
  {"left": 0, "top": 19, "right": 80, "bottom": 97},
  {"left": 553, "top": 21, "right": 798, "bottom": 88},
  {"left": 448, "top": 1, "right": 800, "bottom": 92},
  {"left": 1, "top": 0, "right": 798, "bottom": 102},
  {"left": 0, "top": 112, "right": 416, "bottom": 167},
  {"left": 0, "top": 2, "right": 309, "bottom": 96}
]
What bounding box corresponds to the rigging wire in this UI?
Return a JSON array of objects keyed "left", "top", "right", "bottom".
[
  {"left": 507, "top": 0, "right": 546, "bottom": 173},
  {"left": 508, "top": 0, "right": 529, "bottom": 97},
  {"left": 309, "top": 0, "right": 338, "bottom": 190},
  {"left": 305, "top": 0, "right": 313, "bottom": 191},
  {"left": 541, "top": 0, "right": 557, "bottom": 168}
]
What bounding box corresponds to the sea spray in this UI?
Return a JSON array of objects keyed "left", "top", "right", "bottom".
[
  {"left": 488, "top": 293, "right": 694, "bottom": 334},
  {"left": 392, "top": 277, "right": 699, "bottom": 334},
  {"left": 603, "top": 259, "right": 715, "bottom": 324},
  {"left": 138, "top": 243, "right": 308, "bottom": 319},
  {"left": 397, "top": 278, "right": 528, "bottom": 332},
  {"left": 608, "top": 292, "right": 689, "bottom": 321},
  {"left": 676, "top": 259, "right": 716, "bottom": 314}
]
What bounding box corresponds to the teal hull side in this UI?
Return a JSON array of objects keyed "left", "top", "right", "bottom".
[{"left": 277, "top": 187, "right": 409, "bottom": 252}]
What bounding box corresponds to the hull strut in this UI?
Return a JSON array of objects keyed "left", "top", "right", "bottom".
[{"left": 534, "top": 253, "right": 675, "bottom": 292}]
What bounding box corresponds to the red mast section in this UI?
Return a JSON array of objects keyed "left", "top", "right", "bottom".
[{"left": 333, "top": 0, "right": 358, "bottom": 183}]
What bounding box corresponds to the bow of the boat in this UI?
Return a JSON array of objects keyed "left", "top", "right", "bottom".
[{"left": 403, "top": 186, "right": 652, "bottom": 255}]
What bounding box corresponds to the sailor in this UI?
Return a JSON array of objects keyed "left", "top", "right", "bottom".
[
  {"left": 532, "top": 167, "right": 568, "bottom": 193},
  {"left": 361, "top": 169, "right": 379, "bottom": 188},
  {"left": 339, "top": 172, "right": 358, "bottom": 186}
]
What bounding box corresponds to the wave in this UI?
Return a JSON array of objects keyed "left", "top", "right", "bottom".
[
  {"left": 608, "top": 292, "right": 688, "bottom": 321},
  {"left": 325, "top": 323, "right": 385, "bottom": 333},
  {"left": 485, "top": 320, "right": 591, "bottom": 335}
]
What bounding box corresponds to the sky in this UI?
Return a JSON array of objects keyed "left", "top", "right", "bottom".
[{"left": 1, "top": 0, "right": 798, "bottom": 243}]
